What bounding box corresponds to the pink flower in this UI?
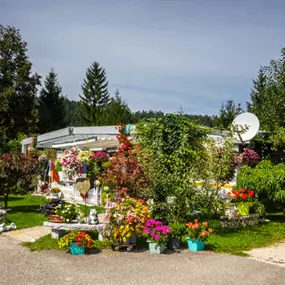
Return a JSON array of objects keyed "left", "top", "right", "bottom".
[{"left": 154, "top": 234, "right": 160, "bottom": 240}]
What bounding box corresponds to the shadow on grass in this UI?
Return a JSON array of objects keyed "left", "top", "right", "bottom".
[
  {"left": 0, "top": 196, "right": 25, "bottom": 202},
  {"left": 7, "top": 205, "right": 42, "bottom": 214}
]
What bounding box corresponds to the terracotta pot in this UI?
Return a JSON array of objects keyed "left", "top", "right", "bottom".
[{"left": 49, "top": 215, "right": 64, "bottom": 223}]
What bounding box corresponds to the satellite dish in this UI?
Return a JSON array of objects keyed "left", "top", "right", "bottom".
[{"left": 232, "top": 112, "right": 259, "bottom": 143}]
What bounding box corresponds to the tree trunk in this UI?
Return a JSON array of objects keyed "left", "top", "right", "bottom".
[{"left": 4, "top": 193, "right": 8, "bottom": 209}]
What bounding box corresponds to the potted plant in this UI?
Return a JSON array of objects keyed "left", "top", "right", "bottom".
[
  {"left": 58, "top": 231, "right": 94, "bottom": 255},
  {"left": 107, "top": 198, "right": 150, "bottom": 248},
  {"left": 143, "top": 219, "right": 172, "bottom": 254},
  {"left": 50, "top": 187, "right": 61, "bottom": 198},
  {"left": 55, "top": 202, "right": 84, "bottom": 223},
  {"left": 227, "top": 189, "right": 255, "bottom": 216},
  {"left": 167, "top": 223, "right": 186, "bottom": 250},
  {"left": 186, "top": 219, "right": 213, "bottom": 251}
]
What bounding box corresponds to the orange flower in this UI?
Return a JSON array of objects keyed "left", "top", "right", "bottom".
[
  {"left": 209, "top": 228, "right": 213, "bottom": 233},
  {"left": 202, "top": 222, "right": 208, "bottom": 227},
  {"left": 187, "top": 222, "right": 193, "bottom": 228},
  {"left": 201, "top": 230, "right": 207, "bottom": 236},
  {"left": 240, "top": 193, "right": 248, "bottom": 199},
  {"left": 194, "top": 219, "right": 198, "bottom": 224},
  {"left": 192, "top": 223, "right": 199, "bottom": 229}
]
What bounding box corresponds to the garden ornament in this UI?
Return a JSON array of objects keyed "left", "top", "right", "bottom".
[
  {"left": 76, "top": 180, "right": 90, "bottom": 196},
  {"left": 0, "top": 222, "right": 17, "bottom": 233},
  {"left": 88, "top": 209, "right": 99, "bottom": 225},
  {"left": 0, "top": 209, "right": 7, "bottom": 221}
]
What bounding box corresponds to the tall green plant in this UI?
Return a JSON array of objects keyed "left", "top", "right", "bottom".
[
  {"left": 236, "top": 160, "right": 285, "bottom": 205},
  {"left": 136, "top": 114, "right": 208, "bottom": 222}
]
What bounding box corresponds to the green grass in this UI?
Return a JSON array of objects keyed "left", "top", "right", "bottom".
[
  {"left": 206, "top": 214, "right": 285, "bottom": 256},
  {"left": 1, "top": 194, "right": 48, "bottom": 229},
  {"left": 22, "top": 234, "right": 61, "bottom": 251},
  {"left": 0, "top": 194, "right": 105, "bottom": 229}
]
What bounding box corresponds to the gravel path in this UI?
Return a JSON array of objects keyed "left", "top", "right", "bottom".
[{"left": 1, "top": 236, "right": 285, "bottom": 285}]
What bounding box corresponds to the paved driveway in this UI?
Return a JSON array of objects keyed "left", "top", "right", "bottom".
[{"left": 1, "top": 236, "right": 285, "bottom": 285}]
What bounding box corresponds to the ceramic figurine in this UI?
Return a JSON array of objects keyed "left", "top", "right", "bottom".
[
  {"left": 0, "top": 222, "right": 17, "bottom": 233},
  {"left": 88, "top": 209, "right": 99, "bottom": 225}
]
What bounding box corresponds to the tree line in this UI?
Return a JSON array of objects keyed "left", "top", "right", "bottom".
[{"left": 1, "top": 24, "right": 285, "bottom": 157}]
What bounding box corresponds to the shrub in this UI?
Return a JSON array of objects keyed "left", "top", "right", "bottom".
[{"left": 236, "top": 160, "right": 285, "bottom": 205}]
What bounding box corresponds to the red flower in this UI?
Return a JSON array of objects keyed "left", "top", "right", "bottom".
[
  {"left": 240, "top": 188, "right": 246, "bottom": 193},
  {"left": 201, "top": 231, "right": 207, "bottom": 236},
  {"left": 248, "top": 190, "right": 254, "bottom": 197},
  {"left": 240, "top": 193, "right": 248, "bottom": 199},
  {"left": 202, "top": 222, "right": 208, "bottom": 227}
]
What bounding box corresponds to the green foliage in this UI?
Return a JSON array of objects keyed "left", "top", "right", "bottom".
[
  {"left": 236, "top": 160, "right": 285, "bottom": 205},
  {"left": 22, "top": 234, "right": 60, "bottom": 251},
  {"left": 0, "top": 25, "right": 40, "bottom": 146},
  {"left": 248, "top": 48, "right": 285, "bottom": 150},
  {"left": 79, "top": 62, "right": 110, "bottom": 126},
  {"left": 168, "top": 222, "right": 186, "bottom": 240},
  {"left": 216, "top": 100, "right": 243, "bottom": 130},
  {"left": 39, "top": 69, "right": 67, "bottom": 133},
  {"left": 104, "top": 89, "right": 133, "bottom": 125},
  {"left": 0, "top": 133, "right": 27, "bottom": 154},
  {"left": 136, "top": 114, "right": 208, "bottom": 222},
  {"left": 0, "top": 153, "right": 40, "bottom": 208}
]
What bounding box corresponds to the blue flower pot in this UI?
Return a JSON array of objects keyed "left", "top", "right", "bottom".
[
  {"left": 70, "top": 242, "right": 85, "bottom": 255},
  {"left": 187, "top": 239, "right": 204, "bottom": 252}
]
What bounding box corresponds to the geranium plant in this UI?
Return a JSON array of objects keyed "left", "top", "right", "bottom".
[
  {"left": 186, "top": 219, "right": 213, "bottom": 241},
  {"left": 227, "top": 188, "right": 255, "bottom": 202},
  {"left": 143, "top": 219, "right": 172, "bottom": 244},
  {"left": 60, "top": 147, "right": 82, "bottom": 177},
  {"left": 58, "top": 231, "right": 93, "bottom": 249},
  {"left": 108, "top": 197, "right": 150, "bottom": 243}
]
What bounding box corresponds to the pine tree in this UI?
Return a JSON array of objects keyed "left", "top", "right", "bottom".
[
  {"left": 0, "top": 25, "right": 40, "bottom": 149},
  {"left": 216, "top": 100, "right": 243, "bottom": 130},
  {"left": 39, "top": 69, "right": 66, "bottom": 133},
  {"left": 104, "top": 89, "right": 132, "bottom": 125},
  {"left": 79, "top": 62, "right": 110, "bottom": 126}
]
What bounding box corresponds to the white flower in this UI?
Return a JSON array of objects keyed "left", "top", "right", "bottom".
[
  {"left": 95, "top": 180, "right": 101, "bottom": 186},
  {"left": 103, "top": 186, "right": 109, "bottom": 191}
]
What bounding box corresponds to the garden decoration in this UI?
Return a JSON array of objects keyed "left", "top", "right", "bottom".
[
  {"left": 58, "top": 231, "right": 94, "bottom": 255},
  {"left": 108, "top": 198, "right": 150, "bottom": 251},
  {"left": 0, "top": 222, "right": 17, "bottom": 233},
  {"left": 186, "top": 219, "right": 213, "bottom": 252},
  {"left": 76, "top": 180, "right": 90, "bottom": 217},
  {"left": 227, "top": 189, "right": 255, "bottom": 216},
  {"left": 88, "top": 209, "right": 99, "bottom": 225},
  {"left": 143, "top": 219, "right": 172, "bottom": 254},
  {"left": 0, "top": 208, "right": 7, "bottom": 221}
]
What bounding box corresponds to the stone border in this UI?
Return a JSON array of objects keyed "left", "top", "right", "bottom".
[{"left": 220, "top": 214, "right": 260, "bottom": 228}]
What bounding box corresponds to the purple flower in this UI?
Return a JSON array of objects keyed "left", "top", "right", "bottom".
[
  {"left": 143, "top": 227, "right": 150, "bottom": 233},
  {"left": 150, "top": 231, "right": 155, "bottom": 237}
]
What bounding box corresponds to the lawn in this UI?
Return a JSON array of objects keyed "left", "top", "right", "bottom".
[
  {"left": 1, "top": 194, "right": 48, "bottom": 229},
  {"left": 207, "top": 214, "right": 285, "bottom": 256},
  {"left": 3, "top": 195, "right": 285, "bottom": 256},
  {"left": 0, "top": 194, "right": 104, "bottom": 229}
]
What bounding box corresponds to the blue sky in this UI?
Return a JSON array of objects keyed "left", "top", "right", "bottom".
[{"left": 1, "top": 0, "right": 284, "bottom": 114}]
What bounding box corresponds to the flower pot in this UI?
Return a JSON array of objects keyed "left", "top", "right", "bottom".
[
  {"left": 148, "top": 242, "right": 166, "bottom": 254},
  {"left": 187, "top": 238, "right": 204, "bottom": 252},
  {"left": 51, "top": 193, "right": 59, "bottom": 198},
  {"left": 237, "top": 202, "right": 250, "bottom": 216},
  {"left": 167, "top": 238, "right": 182, "bottom": 250},
  {"left": 70, "top": 242, "right": 85, "bottom": 255},
  {"left": 49, "top": 215, "right": 64, "bottom": 223}
]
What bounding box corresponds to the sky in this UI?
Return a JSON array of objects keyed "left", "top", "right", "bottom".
[{"left": 1, "top": 0, "right": 285, "bottom": 115}]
